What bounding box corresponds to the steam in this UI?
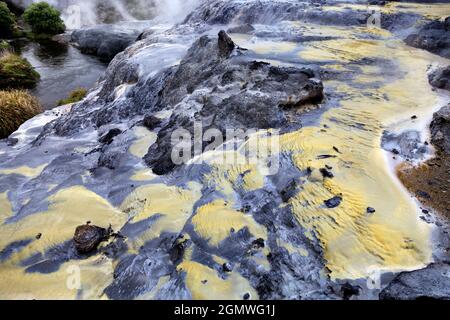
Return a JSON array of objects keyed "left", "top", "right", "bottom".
[
  {"left": 25, "top": 0, "right": 201, "bottom": 27},
  {"left": 153, "top": 0, "right": 200, "bottom": 23}
]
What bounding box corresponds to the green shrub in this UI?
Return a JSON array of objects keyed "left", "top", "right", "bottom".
[
  {"left": 57, "top": 88, "right": 87, "bottom": 106},
  {"left": 23, "top": 2, "right": 65, "bottom": 35},
  {"left": 0, "top": 1, "right": 15, "bottom": 37},
  {"left": 0, "top": 40, "right": 10, "bottom": 50},
  {"left": 0, "top": 89, "right": 42, "bottom": 139},
  {"left": 0, "top": 51, "right": 40, "bottom": 89}
]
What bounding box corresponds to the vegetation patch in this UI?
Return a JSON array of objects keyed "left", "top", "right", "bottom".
[
  {"left": 0, "top": 1, "right": 15, "bottom": 38},
  {"left": 0, "top": 89, "right": 42, "bottom": 139},
  {"left": 0, "top": 51, "right": 40, "bottom": 89},
  {"left": 57, "top": 88, "right": 87, "bottom": 106},
  {"left": 23, "top": 2, "right": 65, "bottom": 36}
]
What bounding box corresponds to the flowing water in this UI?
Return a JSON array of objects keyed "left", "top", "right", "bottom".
[
  {"left": 11, "top": 39, "right": 107, "bottom": 109},
  {"left": 0, "top": 1, "right": 449, "bottom": 299}
]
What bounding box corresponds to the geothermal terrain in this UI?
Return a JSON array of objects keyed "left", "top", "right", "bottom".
[{"left": 0, "top": 0, "right": 450, "bottom": 300}]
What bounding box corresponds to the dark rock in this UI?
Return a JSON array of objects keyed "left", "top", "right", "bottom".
[
  {"left": 222, "top": 262, "right": 233, "bottom": 272},
  {"left": 35, "top": 233, "right": 42, "bottom": 240},
  {"left": 340, "top": 283, "right": 361, "bottom": 300},
  {"left": 280, "top": 180, "right": 299, "bottom": 203},
  {"left": 71, "top": 25, "right": 141, "bottom": 62},
  {"left": 324, "top": 196, "right": 342, "bottom": 209},
  {"left": 367, "top": 207, "right": 376, "bottom": 214},
  {"left": 184, "top": 0, "right": 369, "bottom": 26},
  {"left": 317, "top": 155, "right": 337, "bottom": 159},
  {"left": 333, "top": 146, "right": 342, "bottom": 154},
  {"left": 143, "top": 32, "right": 324, "bottom": 175},
  {"left": 405, "top": 18, "right": 450, "bottom": 58},
  {"left": 380, "top": 263, "right": 450, "bottom": 300},
  {"left": 218, "top": 30, "right": 236, "bottom": 58},
  {"left": 416, "top": 190, "right": 431, "bottom": 199},
  {"left": 143, "top": 115, "right": 162, "bottom": 131},
  {"left": 252, "top": 238, "right": 265, "bottom": 249},
  {"left": 73, "top": 224, "right": 111, "bottom": 254},
  {"left": 429, "top": 66, "right": 450, "bottom": 91},
  {"left": 430, "top": 104, "right": 450, "bottom": 154},
  {"left": 243, "top": 292, "right": 251, "bottom": 300},
  {"left": 319, "top": 168, "right": 334, "bottom": 179},
  {"left": 99, "top": 128, "right": 122, "bottom": 145}
]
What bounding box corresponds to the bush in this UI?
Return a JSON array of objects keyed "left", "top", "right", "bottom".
[
  {"left": 0, "top": 40, "right": 10, "bottom": 50},
  {"left": 0, "top": 1, "right": 15, "bottom": 37},
  {"left": 57, "top": 88, "right": 87, "bottom": 106},
  {"left": 0, "top": 51, "right": 40, "bottom": 89},
  {"left": 0, "top": 90, "right": 42, "bottom": 139},
  {"left": 23, "top": 2, "right": 65, "bottom": 35}
]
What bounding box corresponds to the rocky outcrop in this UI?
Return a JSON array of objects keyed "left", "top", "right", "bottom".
[
  {"left": 142, "top": 31, "right": 324, "bottom": 175},
  {"left": 405, "top": 17, "right": 450, "bottom": 58},
  {"left": 184, "top": 0, "right": 370, "bottom": 26},
  {"left": 71, "top": 25, "right": 142, "bottom": 61},
  {"left": 429, "top": 66, "right": 450, "bottom": 91},
  {"left": 380, "top": 263, "right": 450, "bottom": 300},
  {"left": 430, "top": 104, "right": 450, "bottom": 154}
]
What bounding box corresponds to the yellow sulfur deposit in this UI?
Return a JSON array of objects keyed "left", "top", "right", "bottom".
[
  {"left": 177, "top": 260, "right": 258, "bottom": 300},
  {"left": 129, "top": 126, "right": 157, "bottom": 158},
  {"left": 192, "top": 199, "right": 267, "bottom": 247}
]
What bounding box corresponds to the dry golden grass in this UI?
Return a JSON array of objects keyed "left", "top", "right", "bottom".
[{"left": 0, "top": 89, "right": 42, "bottom": 139}]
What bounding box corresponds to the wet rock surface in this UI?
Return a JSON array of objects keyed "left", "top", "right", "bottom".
[
  {"left": 430, "top": 104, "right": 450, "bottom": 154},
  {"left": 71, "top": 25, "right": 143, "bottom": 62},
  {"left": 0, "top": 0, "right": 449, "bottom": 301},
  {"left": 405, "top": 17, "right": 450, "bottom": 59},
  {"left": 397, "top": 105, "right": 450, "bottom": 221},
  {"left": 429, "top": 66, "right": 450, "bottom": 91},
  {"left": 380, "top": 263, "right": 450, "bottom": 300},
  {"left": 142, "top": 32, "right": 323, "bottom": 175}
]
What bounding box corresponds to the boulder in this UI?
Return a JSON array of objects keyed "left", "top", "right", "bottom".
[
  {"left": 430, "top": 104, "right": 450, "bottom": 154},
  {"left": 71, "top": 25, "right": 141, "bottom": 62},
  {"left": 73, "top": 223, "right": 111, "bottom": 254},
  {"left": 142, "top": 31, "right": 324, "bottom": 175},
  {"left": 380, "top": 263, "right": 450, "bottom": 300},
  {"left": 405, "top": 17, "right": 450, "bottom": 58},
  {"left": 429, "top": 66, "right": 450, "bottom": 91}
]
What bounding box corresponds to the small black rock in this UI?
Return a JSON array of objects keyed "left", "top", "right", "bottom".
[
  {"left": 320, "top": 168, "right": 334, "bottom": 178},
  {"left": 143, "top": 115, "right": 162, "bottom": 130},
  {"left": 324, "top": 196, "right": 342, "bottom": 209},
  {"left": 252, "top": 238, "right": 265, "bottom": 249},
  {"left": 367, "top": 207, "right": 376, "bottom": 214},
  {"left": 73, "top": 224, "right": 111, "bottom": 254},
  {"left": 223, "top": 262, "right": 233, "bottom": 272},
  {"left": 99, "top": 128, "right": 122, "bottom": 145},
  {"left": 243, "top": 293, "right": 250, "bottom": 300},
  {"left": 341, "top": 283, "right": 361, "bottom": 300},
  {"left": 392, "top": 148, "right": 400, "bottom": 155}
]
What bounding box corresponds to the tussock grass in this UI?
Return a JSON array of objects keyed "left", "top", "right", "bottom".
[
  {"left": 0, "top": 50, "right": 40, "bottom": 89},
  {"left": 57, "top": 88, "right": 87, "bottom": 106},
  {"left": 0, "top": 89, "right": 42, "bottom": 139}
]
